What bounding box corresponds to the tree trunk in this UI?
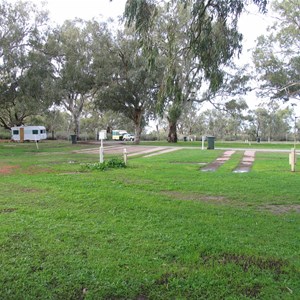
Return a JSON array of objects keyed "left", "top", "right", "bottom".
[
  {"left": 73, "top": 114, "right": 80, "bottom": 136},
  {"left": 133, "top": 109, "right": 143, "bottom": 144},
  {"left": 167, "top": 120, "right": 178, "bottom": 143}
]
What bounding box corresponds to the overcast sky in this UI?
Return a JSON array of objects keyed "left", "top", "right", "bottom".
[{"left": 42, "top": 0, "right": 126, "bottom": 24}]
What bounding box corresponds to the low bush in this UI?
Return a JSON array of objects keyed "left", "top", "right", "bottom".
[{"left": 81, "top": 157, "right": 126, "bottom": 171}]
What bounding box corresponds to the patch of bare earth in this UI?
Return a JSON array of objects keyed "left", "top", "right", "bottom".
[
  {"left": 0, "top": 208, "right": 17, "bottom": 213},
  {"left": 161, "top": 191, "right": 231, "bottom": 204},
  {"left": 0, "top": 165, "right": 19, "bottom": 174},
  {"left": 21, "top": 188, "right": 41, "bottom": 193},
  {"left": 23, "top": 166, "right": 54, "bottom": 174},
  {"left": 260, "top": 204, "right": 300, "bottom": 214}
]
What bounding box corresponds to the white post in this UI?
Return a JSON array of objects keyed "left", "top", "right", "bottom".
[
  {"left": 123, "top": 148, "right": 127, "bottom": 165},
  {"left": 100, "top": 138, "right": 104, "bottom": 163},
  {"left": 202, "top": 136, "right": 205, "bottom": 150},
  {"left": 290, "top": 148, "right": 296, "bottom": 172},
  {"left": 98, "top": 130, "right": 107, "bottom": 163}
]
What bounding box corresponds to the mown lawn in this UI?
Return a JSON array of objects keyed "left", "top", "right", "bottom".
[
  {"left": 0, "top": 141, "right": 299, "bottom": 299},
  {"left": 140, "top": 140, "right": 299, "bottom": 150}
]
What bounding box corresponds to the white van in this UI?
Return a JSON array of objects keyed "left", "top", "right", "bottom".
[{"left": 11, "top": 126, "right": 47, "bottom": 142}]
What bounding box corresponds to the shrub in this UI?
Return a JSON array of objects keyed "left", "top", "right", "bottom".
[{"left": 81, "top": 157, "right": 126, "bottom": 171}]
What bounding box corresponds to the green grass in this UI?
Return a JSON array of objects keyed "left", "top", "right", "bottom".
[
  {"left": 1, "top": 141, "right": 299, "bottom": 299},
  {"left": 140, "top": 140, "right": 299, "bottom": 150}
]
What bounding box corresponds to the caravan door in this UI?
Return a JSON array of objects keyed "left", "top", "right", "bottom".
[{"left": 20, "top": 128, "right": 24, "bottom": 142}]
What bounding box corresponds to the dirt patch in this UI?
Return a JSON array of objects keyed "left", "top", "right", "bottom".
[
  {"left": 260, "top": 204, "right": 300, "bottom": 214},
  {"left": 161, "top": 191, "right": 230, "bottom": 204},
  {"left": 0, "top": 208, "right": 18, "bottom": 213},
  {"left": 23, "top": 166, "right": 54, "bottom": 174},
  {"left": 57, "top": 172, "right": 83, "bottom": 175},
  {"left": 241, "top": 283, "right": 263, "bottom": 298},
  {"left": 0, "top": 165, "right": 19, "bottom": 174},
  {"left": 21, "top": 188, "right": 41, "bottom": 193},
  {"left": 200, "top": 252, "right": 287, "bottom": 277}
]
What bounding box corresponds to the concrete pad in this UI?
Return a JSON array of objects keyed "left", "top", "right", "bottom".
[
  {"left": 201, "top": 150, "right": 236, "bottom": 172},
  {"left": 144, "top": 147, "right": 180, "bottom": 157},
  {"left": 233, "top": 151, "right": 256, "bottom": 173}
]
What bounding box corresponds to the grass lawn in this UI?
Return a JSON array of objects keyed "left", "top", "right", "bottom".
[
  {"left": 140, "top": 140, "right": 299, "bottom": 150},
  {"left": 0, "top": 141, "right": 299, "bottom": 299}
]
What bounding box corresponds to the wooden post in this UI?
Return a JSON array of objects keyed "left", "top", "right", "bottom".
[
  {"left": 289, "top": 148, "right": 296, "bottom": 172},
  {"left": 123, "top": 148, "right": 127, "bottom": 165}
]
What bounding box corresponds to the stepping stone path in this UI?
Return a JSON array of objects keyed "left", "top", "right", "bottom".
[
  {"left": 201, "top": 150, "right": 256, "bottom": 173},
  {"left": 233, "top": 150, "right": 256, "bottom": 173},
  {"left": 201, "top": 150, "right": 236, "bottom": 172}
]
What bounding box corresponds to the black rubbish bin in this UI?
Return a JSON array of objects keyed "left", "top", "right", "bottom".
[
  {"left": 207, "top": 136, "right": 215, "bottom": 150},
  {"left": 70, "top": 134, "right": 77, "bottom": 144},
  {"left": 257, "top": 137, "right": 261, "bottom": 143},
  {"left": 183, "top": 136, "right": 187, "bottom": 142}
]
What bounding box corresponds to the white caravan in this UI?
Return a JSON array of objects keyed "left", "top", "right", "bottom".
[{"left": 11, "top": 126, "right": 47, "bottom": 142}]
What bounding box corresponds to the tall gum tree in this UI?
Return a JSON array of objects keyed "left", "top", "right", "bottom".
[
  {"left": 95, "top": 30, "right": 160, "bottom": 144},
  {"left": 123, "top": 0, "right": 268, "bottom": 142},
  {"left": 47, "top": 19, "right": 112, "bottom": 137},
  {"left": 0, "top": 0, "right": 52, "bottom": 129},
  {"left": 154, "top": 3, "right": 202, "bottom": 142}
]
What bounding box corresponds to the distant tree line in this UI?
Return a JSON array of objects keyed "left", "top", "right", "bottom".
[{"left": 0, "top": 0, "right": 299, "bottom": 143}]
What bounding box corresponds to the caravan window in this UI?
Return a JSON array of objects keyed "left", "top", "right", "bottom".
[
  {"left": 32, "top": 130, "right": 38, "bottom": 135},
  {"left": 40, "top": 129, "right": 45, "bottom": 134},
  {"left": 13, "top": 130, "right": 19, "bottom": 135}
]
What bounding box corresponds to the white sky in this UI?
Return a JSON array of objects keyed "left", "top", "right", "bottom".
[{"left": 42, "top": 0, "right": 126, "bottom": 24}]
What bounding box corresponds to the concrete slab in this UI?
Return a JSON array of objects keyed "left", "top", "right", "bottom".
[
  {"left": 233, "top": 151, "right": 256, "bottom": 173},
  {"left": 201, "top": 151, "right": 236, "bottom": 172}
]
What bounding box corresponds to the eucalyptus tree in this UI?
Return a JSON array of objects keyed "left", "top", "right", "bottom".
[
  {"left": 177, "top": 102, "right": 206, "bottom": 137},
  {"left": 253, "top": 0, "right": 300, "bottom": 101},
  {"left": 47, "top": 19, "right": 113, "bottom": 137},
  {"left": 149, "top": 2, "right": 204, "bottom": 142},
  {"left": 123, "top": 0, "right": 268, "bottom": 142},
  {"left": 80, "top": 110, "right": 135, "bottom": 139},
  {"left": 203, "top": 109, "right": 228, "bottom": 139},
  {"left": 95, "top": 30, "right": 160, "bottom": 144},
  {"left": 0, "top": 0, "right": 52, "bottom": 129},
  {"left": 224, "top": 99, "right": 249, "bottom": 139},
  {"left": 247, "top": 104, "right": 293, "bottom": 141}
]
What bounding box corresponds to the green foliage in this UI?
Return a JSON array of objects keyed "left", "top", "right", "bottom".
[
  {"left": 95, "top": 31, "right": 160, "bottom": 144},
  {"left": 253, "top": 0, "right": 300, "bottom": 100},
  {"left": 47, "top": 19, "right": 113, "bottom": 136},
  {"left": 124, "top": 0, "right": 268, "bottom": 143},
  {"left": 82, "top": 157, "right": 126, "bottom": 171},
  {"left": 0, "top": 0, "right": 52, "bottom": 129}
]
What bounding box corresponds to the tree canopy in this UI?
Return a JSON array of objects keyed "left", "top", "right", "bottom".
[
  {"left": 253, "top": 0, "right": 300, "bottom": 102},
  {"left": 95, "top": 30, "right": 160, "bottom": 143},
  {"left": 0, "top": 0, "right": 52, "bottom": 129},
  {"left": 123, "top": 0, "right": 268, "bottom": 142}
]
